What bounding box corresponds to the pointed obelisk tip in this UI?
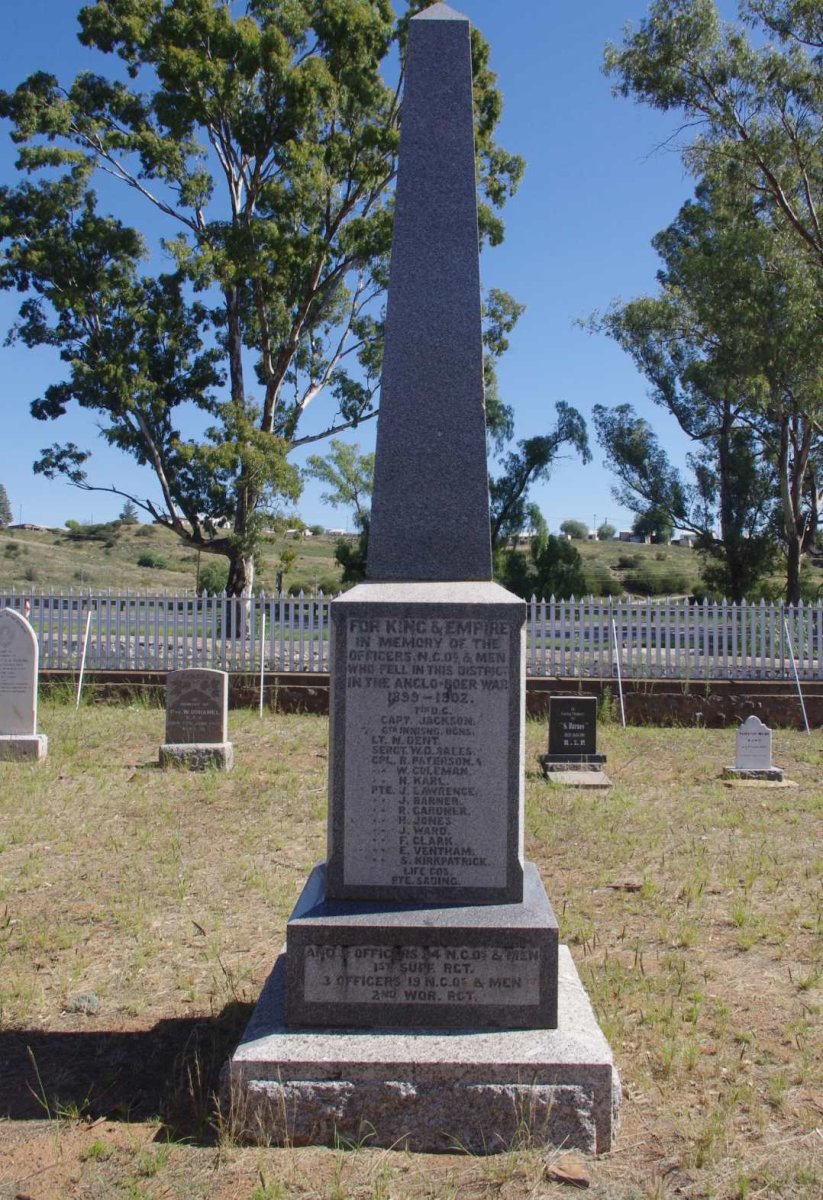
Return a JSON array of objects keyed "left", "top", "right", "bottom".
[{"left": 411, "top": 3, "right": 469, "bottom": 21}]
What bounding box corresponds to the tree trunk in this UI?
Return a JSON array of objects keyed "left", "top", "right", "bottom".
[
  {"left": 716, "top": 406, "right": 745, "bottom": 602},
  {"left": 225, "top": 547, "right": 254, "bottom": 638},
  {"left": 786, "top": 536, "right": 802, "bottom": 606}
]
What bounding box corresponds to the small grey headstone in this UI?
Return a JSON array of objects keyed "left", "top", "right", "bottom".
[
  {"left": 0, "top": 607, "right": 47, "bottom": 761},
  {"left": 160, "top": 667, "right": 233, "bottom": 770},
  {"left": 735, "top": 715, "right": 772, "bottom": 770},
  {"left": 722, "top": 715, "right": 783, "bottom": 782}
]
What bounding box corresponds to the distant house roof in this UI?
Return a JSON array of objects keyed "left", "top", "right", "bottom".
[{"left": 7, "top": 522, "right": 51, "bottom": 532}]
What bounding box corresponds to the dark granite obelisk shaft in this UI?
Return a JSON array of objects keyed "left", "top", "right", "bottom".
[{"left": 366, "top": 4, "right": 492, "bottom": 582}]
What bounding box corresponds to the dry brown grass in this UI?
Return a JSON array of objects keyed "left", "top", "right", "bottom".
[{"left": 0, "top": 701, "right": 820, "bottom": 1199}]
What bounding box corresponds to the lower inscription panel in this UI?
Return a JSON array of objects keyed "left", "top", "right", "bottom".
[{"left": 303, "top": 944, "right": 541, "bottom": 1007}]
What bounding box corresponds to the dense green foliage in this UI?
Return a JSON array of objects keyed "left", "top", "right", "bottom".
[
  {"left": 496, "top": 533, "right": 588, "bottom": 600},
  {"left": 599, "top": 1, "right": 823, "bottom": 602},
  {"left": 0, "top": 0, "right": 524, "bottom": 595},
  {"left": 0, "top": 484, "right": 11, "bottom": 528}
]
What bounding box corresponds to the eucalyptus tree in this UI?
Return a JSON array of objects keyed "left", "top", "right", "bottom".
[
  {"left": 0, "top": 0, "right": 523, "bottom": 594},
  {"left": 605, "top": 0, "right": 823, "bottom": 267},
  {"left": 591, "top": 175, "right": 821, "bottom": 601}
]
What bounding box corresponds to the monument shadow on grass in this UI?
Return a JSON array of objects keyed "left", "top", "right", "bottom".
[{"left": 0, "top": 1001, "right": 252, "bottom": 1142}]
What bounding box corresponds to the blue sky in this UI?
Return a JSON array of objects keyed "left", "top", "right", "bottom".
[{"left": 0, "top": 0, "right": 739, "bottom": 533}]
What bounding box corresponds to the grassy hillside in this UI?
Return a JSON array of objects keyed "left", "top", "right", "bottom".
[
  {"left": 0, "top": 522, "right": 344, "bottom": 595},
  {"left": 0, "top": 522, "right": 819, "bottom": 599}
]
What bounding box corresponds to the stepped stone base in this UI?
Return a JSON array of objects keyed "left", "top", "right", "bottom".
[
  {"left": 542, "top": 770, "right": 612, "bottom": 789},
  {"left": 0, "top": 734, "right": 48, "bottom": 762},
  {"left": 158, "top": 742, "right": 233, "bottom": 771},
  {"left": 221, "top": 945, "right": 620, "bottom": 1154},
  {"left": 286, "top": 861, "right": 557, "bottom": 1031},
  {"left": 721, "top": 765, "right": 784, "bottom": 782}
]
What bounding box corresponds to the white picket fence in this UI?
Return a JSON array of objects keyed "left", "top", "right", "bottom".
[{"left": 1, "top": 589, "right": 822, "bottom": 680}]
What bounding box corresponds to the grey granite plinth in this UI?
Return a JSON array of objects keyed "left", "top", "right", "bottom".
[
  {"left": 286, "top": 861, "right": 557, "bottom": 1031},
  {"left": 0, "top": 733, "right": 47, "bottom": 761},
  {"left": 327, "top": 582, "right": 525, "bottom": 906},
  {"left": 159, "top": 742, "right": 234, "bottom": 771},
  {"left": 542, "top": 770, "right": 612, "bottom": 790},
  {"left": 222, "top": 945, "right": 620, "bottom": 1154},
  {"left": 721, "top": 765, "right": 784, "bottom": 782}
]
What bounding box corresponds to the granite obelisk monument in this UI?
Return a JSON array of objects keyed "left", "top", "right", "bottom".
[{"left": 224, "top": 4, "right": 620, "bottom": 1152}]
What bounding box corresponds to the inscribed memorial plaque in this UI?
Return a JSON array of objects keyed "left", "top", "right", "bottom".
[
  {"left": 0, "top": 608, "right": 38, "bottom": 736},
  {"left": 735, "top": 716, "right": 772, "bottom": 770},
  {"left": 326, "top": 586, "right": 524, "bottom": 905},
  {"left": 302, "top": 943, "right": 542, "bottom": 1007},
  {"left": 165, "top": 668, "right": 227, "bottom": 744},
  {"left": 548, "top": 695, "right": 598, "bottom": 759}
]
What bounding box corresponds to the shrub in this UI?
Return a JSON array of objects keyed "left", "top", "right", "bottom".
[
  {"left": 137, "top": 551, "right": 168, "bottom": 570},
  {"left": 588, "top": 569, "right": 623, "bottom": 597},
  {"left": 617, "top": 553, "right": 641, "bottom": 570},
  {"left": 624, "top": 565, "right": 691, "bottom": 596},
  {"left": 3, "top": 542, "right": 21, "bottom": 559},
  {"left": 197, "top": 560, "right": 228, "bottom": 595},
  {"left": 22, "top": 564, "right": 39, "bottom": 582},
  {"left": 65, "top": 521, "right": 119, "bottom": 542},
  {"left": 134, "top": 525, "right": 155, "bottom": 538}
]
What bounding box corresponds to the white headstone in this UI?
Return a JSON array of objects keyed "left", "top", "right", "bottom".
[
  {"left": 0, "top": 608, "right": 39, "bottom": 736},
  {"left": 735, "top": 715, "right": 773, "bottom": 771}
]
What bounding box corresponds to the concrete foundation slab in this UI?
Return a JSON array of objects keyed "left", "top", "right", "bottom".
[
  {"left": 0, "top": 734, "right": 47, "bottom": 761},
  {"left": 721, "top": 766, "right": 784, "bottom": 781},
  {"left": 722, "top": 778, "right": 798, "bottom": 789},
  {"left": 222, "top": 945, "right": 620, "bottom": 1154},
  {"left": 159, "top": 742, "right": 234, "bottom": 770}
]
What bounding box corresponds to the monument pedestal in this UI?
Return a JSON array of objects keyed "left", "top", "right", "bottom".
[
  {"left": 222, "top": 945, "right": 620, "bottom": 1154},
  {"left": 0, "top": 733, "right": 48, "bottom": 761},
  {"left": 286, "top": 861, "right": 557, "bottom": 1030}
]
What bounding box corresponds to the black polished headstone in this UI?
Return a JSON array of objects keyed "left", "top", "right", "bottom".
[{"left": 543, "top": 695, "right": 605, "bottom": 767}]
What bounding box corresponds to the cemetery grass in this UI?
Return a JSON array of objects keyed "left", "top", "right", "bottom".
[{"left": 0, "top": 704, "right": 820, "bottom": 1199}]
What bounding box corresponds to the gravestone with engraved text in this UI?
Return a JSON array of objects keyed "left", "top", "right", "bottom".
[
  {"left": 159, "top": 667, "right": 233, "bottom": 770},
  {"left": 540, "top": 694, "right": 606, "bottom": 775},
  {"left": 722, "top": 715, "right": 783, "bottom": 781},
  {"left": 0, "top": 607, "right": 48, "bottom": 760}
]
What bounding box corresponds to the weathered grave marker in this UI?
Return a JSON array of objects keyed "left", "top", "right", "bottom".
[
  {"left": 722, "top": 715, "right": 784, "bottom": 782},
  {"left": 159, "top": 667, "right": 233, "bottom": 770},
  {"left": 0, "top": 607, "right": 48, "bottom": 761},
  {"left": 224, "top": 3, "right": 619, "bottom": 1154}
]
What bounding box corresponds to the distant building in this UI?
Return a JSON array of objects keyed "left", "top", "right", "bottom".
[{"left": 7, "top": 523, "right": 51, "bottom": 532}]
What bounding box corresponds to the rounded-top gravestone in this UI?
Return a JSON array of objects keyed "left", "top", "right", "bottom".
[{"left": 0, "top": 607, "right": 48, "bottom": 760}]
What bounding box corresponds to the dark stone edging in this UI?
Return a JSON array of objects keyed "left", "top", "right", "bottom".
[{"left": 40, "top": 671, "right": 822, "bottom": 728}]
